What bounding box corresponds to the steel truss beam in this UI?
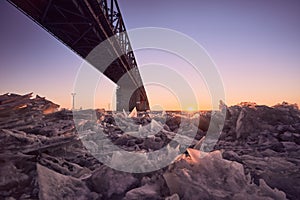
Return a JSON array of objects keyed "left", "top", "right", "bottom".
[{"left": 7, "top": 0, "right": 149, "bottom": 111}]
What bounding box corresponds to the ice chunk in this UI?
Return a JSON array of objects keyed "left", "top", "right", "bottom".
[
  {"left": 128, "top": 107, "right": 138, "bottom": 118},
  {"left": 163, "top": 149, "right": 287, "bottom": 200},
  {"left": 151, "top": 119, "right": 163, "bottom": 132},
  {"left": 123, "top": 109, "right": 128, "bottom": 118}
]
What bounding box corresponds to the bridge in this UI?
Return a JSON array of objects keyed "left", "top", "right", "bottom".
[{"left": 7, "top": 0, "right": 150, "bottom": 111}]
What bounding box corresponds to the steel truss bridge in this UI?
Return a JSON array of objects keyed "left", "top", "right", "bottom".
[{"left": 7, "top": 0, "right": 150, "bottom": 111}]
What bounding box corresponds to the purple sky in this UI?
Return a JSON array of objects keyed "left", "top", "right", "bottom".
[{"left": 0, "top": 0, "right": 299, "bottom": 110}]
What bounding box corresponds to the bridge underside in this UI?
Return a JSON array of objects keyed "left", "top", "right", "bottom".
[{"left": 8, "top": 0, "right": 149, "bottom": 111}]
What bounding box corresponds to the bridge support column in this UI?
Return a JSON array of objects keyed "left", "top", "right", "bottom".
[{"left": 116, "top": 86, "right": 149, "bottom": 112}]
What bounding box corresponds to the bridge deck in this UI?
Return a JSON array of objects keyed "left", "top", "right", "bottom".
[{"left": 7, "top": 0, "right": 149, "bottom": 111}]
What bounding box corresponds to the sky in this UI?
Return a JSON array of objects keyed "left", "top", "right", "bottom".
[{"left": 0, "top": 0, "right": 299, "bottom": 110}]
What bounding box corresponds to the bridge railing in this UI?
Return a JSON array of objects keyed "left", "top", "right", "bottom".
[
  {"left": 97, "top": 0, "right": 137, "bottom": 68},
  {"left": 96, "top": 0, "right": 144, "bottom": 90}
]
